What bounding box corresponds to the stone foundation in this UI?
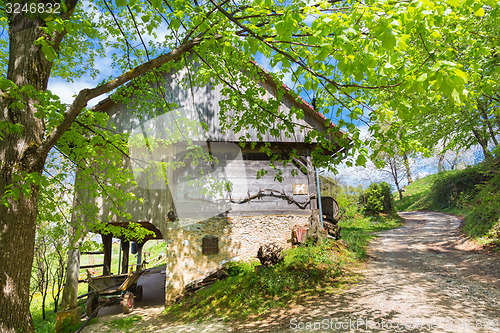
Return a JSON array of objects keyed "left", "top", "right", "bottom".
[{"left": 164, "top": 214, "right": 309, "bottom": 302}]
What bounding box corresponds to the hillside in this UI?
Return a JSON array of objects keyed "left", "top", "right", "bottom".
[{"left": 395, "top": 161, "right": 500, "bottom": 248}]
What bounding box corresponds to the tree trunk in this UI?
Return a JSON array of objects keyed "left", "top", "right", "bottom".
[
  {"left": 59, "top": 175, "right": 89, "bottom": 312},
  {"left": 388, "top": 157, "right": 403, "bottom": 200},
  {"left": 478, "top": 100, "right": 499, "bottom": 147},
  {"left": 437, "top": 153, "right": 445, "bottom": 172},
  {"left": 59, "top": 247, "right": 81, "bottom": 311},
  {"left": 471, "top": 127, "right": 494, "bottom": 162},
  {"left": 121, "top": 241, "right": 130, "bottom": 274},
  {"left": 402, "top": 152, "right": 413, "bottom": 185},
  {"left": 1, "top": 4, "right": 197, "bottom": 330},
  {"left": 102, "top": 234, "right": 113, "bottom": 276},
  {"left": 0, "top": 156, "right": 43, "bottom": 333},
  {"left": 0, "top": 9, "right": 53, "bottom": 332},
  {"left": 306, "top": 209, "right": 326, "bottom": 245},
  {"left": 395, "top": 176, "right": 403, "bottom": 200}
]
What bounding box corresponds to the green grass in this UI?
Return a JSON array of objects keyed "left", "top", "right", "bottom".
[
  {"left": 31, "top": 283, "right": 89, "bottom": 333},
  {"left": 163, "top": 242, "right": 348, "bottom": 322},
  {"left": 106, "top": 315, "right": 143, "bottom": 332},
  {"left": 393, "top": 173, "right": 441, "bottom": 212},
  {"left": 163, "top": 212, "right": 403, "bottom": 322},
  {"left": 339, "top": 213, "right": 403, "bottom": 260}
]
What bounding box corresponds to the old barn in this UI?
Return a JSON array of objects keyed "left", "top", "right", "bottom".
[{"left": 84, "top": 63, "right": 347, "bottom": 301}]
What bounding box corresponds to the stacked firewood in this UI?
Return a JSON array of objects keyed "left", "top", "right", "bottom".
[
  {"left": 323, "top": 219, "right": 342, "bottom": 240},
  {"left": 257, "top": 243, "right": 285, "bottom": 266}
]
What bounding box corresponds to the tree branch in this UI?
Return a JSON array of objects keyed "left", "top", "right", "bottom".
[
  {"left": 211, "top": 0, "right": 401, "bottom": 91},
  {"left": 49, "top": 0, "right": 79, "bottom": 48},
  {"left": 35, "top": 36, "right": 206, "bottom": 163},
  {"left": 104, "top": 0, "right": 134, "bottom": 68}
]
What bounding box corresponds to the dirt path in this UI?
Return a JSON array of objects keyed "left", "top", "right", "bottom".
[{"left": 85, "top": 212, "right": 500, "bottom": 332}]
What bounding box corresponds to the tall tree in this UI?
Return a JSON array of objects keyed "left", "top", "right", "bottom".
[
  {"left": 379, "top": 1, "right": 499, "bottom": 162},
  {"left": 0, "top": 0, "right": 492, "bottom": 331},
  {"left": 378, "top": 150, "right": 408, "bottom": 200}
]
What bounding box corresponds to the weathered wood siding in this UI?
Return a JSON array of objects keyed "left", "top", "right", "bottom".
[{"left": 104, "top": 67, "right": 333, "bottom": 143}]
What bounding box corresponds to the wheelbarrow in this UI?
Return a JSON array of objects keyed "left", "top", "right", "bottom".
[{"left": 85, "top": 270, "right": 144, "bottom": 316}]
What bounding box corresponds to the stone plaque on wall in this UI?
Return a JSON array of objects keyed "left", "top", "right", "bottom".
[
  {"left": 202, "top": 235, "right": 219, "bottom": 255},
  {"left": 293, "top": 183, "right": 308, "bottom": 195}
]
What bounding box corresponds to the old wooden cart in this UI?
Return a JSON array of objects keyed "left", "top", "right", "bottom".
[{"left": 85, "top": 270, "right": 144, "bottom": 316}]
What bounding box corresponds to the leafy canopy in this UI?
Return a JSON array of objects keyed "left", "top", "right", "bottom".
[{"left": 1, "top": 0, "right": 497, "bottom": 230}]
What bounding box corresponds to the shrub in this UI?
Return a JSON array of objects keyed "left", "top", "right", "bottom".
[
  {"left": 225, "top": 261, "right": 254, "bottom": 277},
  {"left": 286, "top": 239, "right": 338, "bottom": 270},
  {"left": 361, "top": 182, "right": 393, "bottom": 214},
  {"left": 430, "top": 166, "right": 488, "bottom": 209},
  {"left": 461, "top": 170, "right": 500, "bottom": 240}
]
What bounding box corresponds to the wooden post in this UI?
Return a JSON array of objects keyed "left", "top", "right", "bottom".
[
  {"left": 305, "top": 156, "right": 325, "bottom": 244},
  {"left": 307, "top": 209, "right": 326, "bottom": 245},
  {"left": 102, "top": 234, "right": 112, "bottom": 276},
  {"left": 162, "top": 145, "right": 177, "bottom": 220},
  {"left": 306, "top": 156, "right": 318, "bottom": 210},
  {"left": 121, "top": 240, "right": 130, "bottom": 274},
  {"left": 56, "top": 169, "right": 86, "bottom": 331},
  {"left": 136, "top": 243, "right": 144, "bottom": 271}
]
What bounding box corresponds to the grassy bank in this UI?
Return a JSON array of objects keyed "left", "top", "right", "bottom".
[
  {"left": 395, "top": 162, "right": 500, "bottom": 247},
  {"left": 163, "top": 213, "right": 402, "bottom": 322}
]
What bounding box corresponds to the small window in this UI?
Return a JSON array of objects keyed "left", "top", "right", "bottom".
[{"left": 202, "top": 235, "right": 219, "bottom": 255}]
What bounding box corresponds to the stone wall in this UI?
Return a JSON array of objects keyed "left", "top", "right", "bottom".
[{"left": 164, "top": 214, "right": 310, "bottom": 302}]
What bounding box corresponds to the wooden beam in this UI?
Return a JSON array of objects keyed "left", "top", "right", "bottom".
[
  {"left": 121, "top": 240, "right": 130, "bottom": 274},
  {"left": 79, "top": 264, "right": 104, "bottom": 269},
  {"left": 102, "top": 234, "right": 112, "bottom": 276}
]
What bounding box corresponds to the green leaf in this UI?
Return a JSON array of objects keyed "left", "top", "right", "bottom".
[
  {"left": 416, "top": 73, "right": 427, "bottom": 82},
  {"left": 248, "top": 37, "right": 258, "bottom": 55},
  {"left": 337, "top": 60, "right": 352, "bottom": 77},
  {"left": 41, "top": 44, "right": 57, "bottom": 62},
  {"left": 169, "top": 19, "right": 181, "bottom": 31},
  {"left": 115, "top": 0, "right": 127, "bottom": 7},
  {"left": 317, "top": 44, "right": 333, "bottom": 62},
  {"left": 446, "top": 0, "right": 461, "bottom": 6},
  {"left": 381, "top": 29, "right": 396, "bottom": 50},
  {"left": 474, "top": 7, "right": 485, "bottom": 17},
  {"left": 275, "top": 20, "right": 286, "bottom": 35},
  {"left": 356, "top": 154, "right": 366, "bottom": 166},
  {"left": 450, "top": 89, "right": 461, "bottom": 104},
  {"left": 363, "top": 54, "right": 377, "bottom": 68}
]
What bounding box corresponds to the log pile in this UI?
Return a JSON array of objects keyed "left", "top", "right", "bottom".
[
  {"left": 257, "top": 243, "right": 285, "bottom": 266},
  {"left": 323, "top": 219, "right": 341, "bottom": 240}
]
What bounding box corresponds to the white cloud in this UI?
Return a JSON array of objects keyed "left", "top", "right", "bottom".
[{"left": 48, "top": 78, "right": 108, "bottom": 107}]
